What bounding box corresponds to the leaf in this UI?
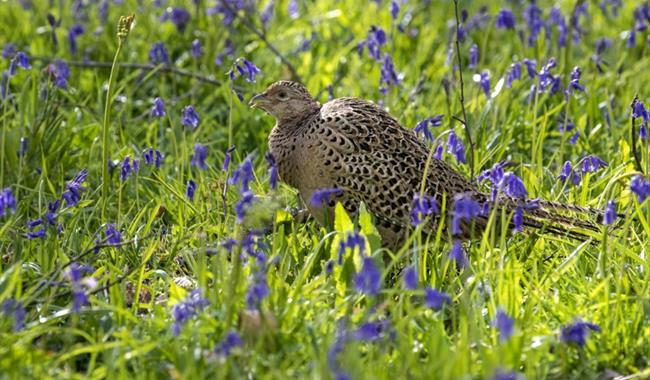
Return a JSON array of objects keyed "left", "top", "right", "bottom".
[
  {"left": 358, "top": 202, "right": 382, "bottom": 252},
  {"left": 168, "top": 282, "right": 188, "bottom": 306},
  {"left": 334, "top": 202, "right": 353, "bottom": 233}
]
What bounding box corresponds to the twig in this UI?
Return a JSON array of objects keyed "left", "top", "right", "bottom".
[
  {"left": 631, "top": 95, "right": 643, "bottom": 173},
  {"left": 29, "top": 55, "right": 231, "bottom": 89},
  {"left": 221, "top": 2, "right": 301, "bottom": 82},
  {"left": 452, "top": 0, "right": 475, "bottom": 179}
]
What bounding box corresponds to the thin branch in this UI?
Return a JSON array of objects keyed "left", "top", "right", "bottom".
[
  {"left": 29, "top": 55, "right": 231, "bottom": 88},
  {"left": 452, "top": 0, "right": 475, "bottom": 179},
  {"left": 221, "top": 2, "right": 301, "bottom": 82}
]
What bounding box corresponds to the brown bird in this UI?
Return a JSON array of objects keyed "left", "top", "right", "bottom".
[{"left": 250, "top": 80, "right": 602, "bottom": 249}]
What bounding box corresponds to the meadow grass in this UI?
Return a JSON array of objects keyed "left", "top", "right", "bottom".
[{"left": 0, "top": 0, "right": 649, "bottom": 379}]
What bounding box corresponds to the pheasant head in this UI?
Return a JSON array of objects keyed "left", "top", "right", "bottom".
[{"left": 249, "top": 81, "right": 320, "bottom": 122}]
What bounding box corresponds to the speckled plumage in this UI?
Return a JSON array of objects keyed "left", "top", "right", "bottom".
[{"left": 250, "top": 81, "right": 601, "bottom": 248}]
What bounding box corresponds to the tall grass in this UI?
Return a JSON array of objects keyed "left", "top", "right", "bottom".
[{"left": 0, "top": 0, "right": 649, "bottom": 379}]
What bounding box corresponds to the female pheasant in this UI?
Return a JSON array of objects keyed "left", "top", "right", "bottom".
[{"left": 250, "top": 81, "right": 601, "bottom": 249}]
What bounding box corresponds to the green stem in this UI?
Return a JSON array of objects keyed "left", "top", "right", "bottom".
[
  {"left": 225, "top": 234, "right": 242, "bottom": 329},
  {"left": 1, "top": 77, "right": 9, "bottom": 187},
  {"left": 101, "top": 40, "right": 124, "bottom": 219},
  {"left": 228, "top": 85, "right": 234, "bottom": 148}
]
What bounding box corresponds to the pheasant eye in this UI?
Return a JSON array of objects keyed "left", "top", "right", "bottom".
[{"left": 277, "top": 91, "right": 289, "bottom": 100}]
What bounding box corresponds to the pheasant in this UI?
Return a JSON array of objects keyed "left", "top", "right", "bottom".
[{"left": 249, "top": 80, "right": 602, "bottom": 249}]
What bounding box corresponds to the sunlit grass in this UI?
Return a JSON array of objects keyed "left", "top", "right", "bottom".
[{"left": 0, "top": 0, "right": 649, "bottom": 378}]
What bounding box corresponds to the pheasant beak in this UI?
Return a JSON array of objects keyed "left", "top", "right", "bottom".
[{"left": 249, "top": 92, "right": 270, "bottom": 108}]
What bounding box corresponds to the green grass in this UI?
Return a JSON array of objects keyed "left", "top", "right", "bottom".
[{"left": 1, "top": 0, "right": 649, "bottom": 378}]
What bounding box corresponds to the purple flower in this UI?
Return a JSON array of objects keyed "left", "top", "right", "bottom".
[
  {"left": 354, "top": 320, "right": 391, "bottom": 342},
  {"left": 403, "top": 265, "right": 417, "bottom": 290},
  {"left": 599, "top": 0, "right": 622, "bottom": 18},
  {"left": 150, "top": 97, "right": 165, "bottom": 117},
  {"left": 298, "top": 32, "right": 317, "bottom": 52},
  {"left": 120, "top": 156, "right": 131, "bottom": 181},
  {"left": 632, "top": 99, "right": 649, "bottom": 121},
  {"left": 65, "top": 263, "right": 96, "bottom": 313},
  {"left": 466, "top": 8, "right": 491, "bottom": 31},
  {"left": 261, "top": 1, "right": 274, "bottom": 26},
  {"left": 47, "top": 60, "right": 70, "bottom": 88},
  {"left": 149, "top": 42, "right": 170, "bottom": 65},
  {"left": 338, "top": 232, "right": 366, "bottom": 264},
  {"left": 228, "top": 58, "right": 261, "bottom": 83},
  {"left": 580, "top": 155, "right": 608, "bottom": 173},
  {"left": 513, "top": 206, "right": 524, "bottom": 232},
  {"left": 494, "top": 308, "right": 514, "bottom": 341},
  {"left": 143, "top": 148, "right": 163, "bottom": 169},
  {"left": 448, "top": 240, "right": 467, "bottom": 268},
  {"left": 235, "top": 191, "right": 255, "bottom": 223},
  {"left": 171, "top": 289, "right": 209, "bottom": 335},
  {"left": 560, "top": 319, "right": 600, "bottom": 347},
  {"left": 522, "top": 58, "right": 537, "bottom": 79},
  {"left": 162, "top": 7, "right": 190, "bottom": 32},
  {"left": 0, "top": 187, "right": 17, "bottom": 217},
  {"left": 603, "top": 200, "right": 617, "bottom": 225},
  {"left": 538, "top": 58, "right": 558, "bottom": 93},
  {"left": 477, "top": 161, "right": 506, "bottom": 186},
  {"left": 310, "top": 188, "right": 343, "bottom": 207},
  {"left": 496, "top": 8, "right": 516, "bottom": 29},
  {"left": 630, "top": 175, "right": 650, "bottom": 203},
  {"left": 229, "top": 156, "right": 254, "bottom": 192},
  {"left": 355, "top": 257, "right": 381, "bottom": 296},
  {"left": 446, "top": 131, "right": 466, "bottom": 163},
  {"left": 633, "top": 4, "right": 649, "bottom": 32},
  {"left": 1, "top": 298, "right": 26, "bottom": 332},
  {"left": 186, "top": 179, "right": 197, "bottom": 202},
  {"left": 411, "top": 193, "right": 439, "bottom": 226},
  {"left": 478, "top": 71, "right": 490, "bottom": 97},
  {"left": 242, "top": 59, "right": 261, "bottom": 82},
  {"left": 359, "top": 26, "right": 387, "bottom": 61},
  {"left": 223, "top": 146, "right": 235, "bottom": 171},
  {"left": 62, "top": 169, "right": 88, "bottom": 207},
  {"left": 328, "top": 321, "right": 349, "bottom": 375},
  {"left": 451, "top": 194, "right": 481, "bottom": 235},
  {"left": 26, "top": 223, "right": 46, "bottom": 239},
  {"left": 16, "top": 52, "right": 30, "bottom": 70},
  {"left": 469, "top": 44, "right": 478, "bottom": 70},
  {"left": 547, "top": 7, "right": 568, "bottom": 47},
  {"left": 1, "top": 71, "right": 8, "bottom": 99},
  {"left": 424, "top": 287, "right": 451, "bottom": 310},
  {"left": 567, "top": 66, "right": 585, "bottom": 93},
  {"left": 182, "top": 105, "right": 200, "bottom": 128},
  {"left": 214, "top": 331, "right": 242, "bottom": 356},
  {"left": 390, "top": 1, "right": 400, "bottom": 20},
  {"left": 191, "top": 39, "right": 202, "bottom": 59},
  {"left": 246, "top": 269, "right": 269, "bottom": 308},
  {"left": 626, "top": 30, "right": 636, "bottom": 48},
  {"left": 105, "top": 223, "right": 122, "bottom": 245},
  {"left": 265, "top": 152, "right": 278, "bottom": 190},
  {"left": 501, "top": 172, "right": 528, "bottom": 199},
  {"left": 434, "top": 143, "right": 443, "bottom": 160},
  {"left": 523, "top": 3, "right": 544, "bottom": 46},
  {"left": 288, "top": 0, "right": 299, "bottom": 19},
  {"left": 379, "top": 53, "right": 400, "bottom": 93},
  {"left": 325, "top": 259, "right": 334, "bottom": 275},
  {"left": 506, "top": 62, "right": 521, "bottom": 88},
  {"left": 191, "top": 144, "right": 209, "bottom": 170},
  {"left": 215, "top": 40, "right": 235, "bottom": 67},
  {"left": 492, "top": 369, "right": 519, "bottom": 380},
  {"left": 2, "top": 43, "right": 16, "bottom": 59},
  {"left": 67, "top": 24, "right": 85, "bottom": 55},
  {"left": 596, "top": 37, "right": 612, "bottom": 54}
]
